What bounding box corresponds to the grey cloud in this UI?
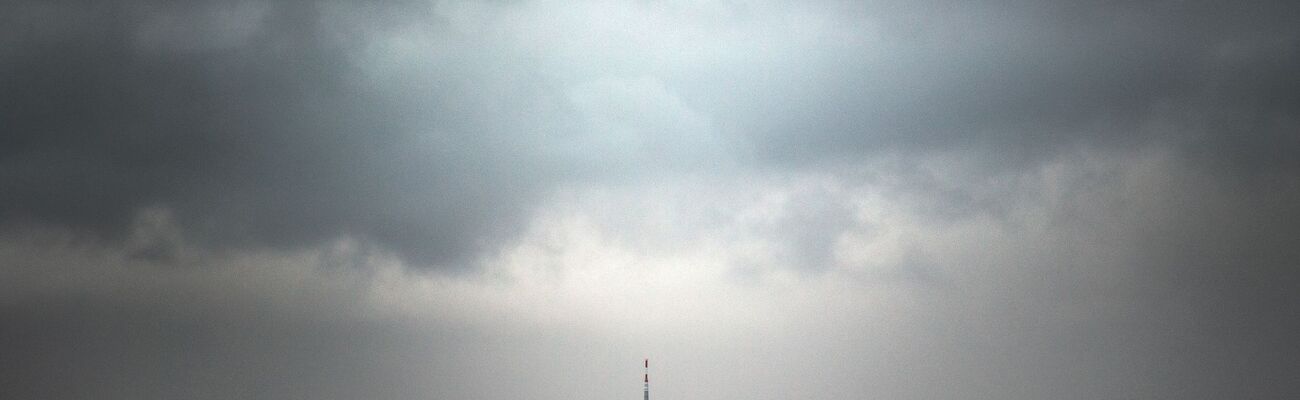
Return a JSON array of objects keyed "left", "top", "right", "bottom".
[
  {"left": 3, "top": 0, "right": 1297, "bottom": 265},
  {"left": 5, "top": 151, "right": 1298, "bottom": 399},
  {"left": 681, "top": 1, "right": 1300, "bottom": 172},
  {"left": 1, "top": 0, "right": 557, "bottom": 266},
  {"left": 2, "top": 0, "right": 1299, "bottom": 399},
  {"left": 0, "top": 228, "right": 640, "bottom": 400}
]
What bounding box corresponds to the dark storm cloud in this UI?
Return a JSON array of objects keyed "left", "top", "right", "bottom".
[
  {"left": 695, "top": 0, "right": 1300, "bottom": 171},
  {"left": 1, "top": 0, "right": 555, "bottom": 266},
  {"left": 3, "top": 0, "right": 1297, "bottom": 265},
  {"left": 2, "top": 1, "right": 1300, "bottom": 399}
]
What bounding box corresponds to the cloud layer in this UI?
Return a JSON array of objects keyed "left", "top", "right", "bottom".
[{"left": 2, "top": 1, "right": 1298, "bottom": 399}]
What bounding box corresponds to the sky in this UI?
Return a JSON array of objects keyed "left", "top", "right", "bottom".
[{"left": 1, "top": 1, "right": 1298, "bottom": 399}]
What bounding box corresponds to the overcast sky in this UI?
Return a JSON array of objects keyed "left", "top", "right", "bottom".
[{"left": 2, "top": 1, "right": 1298, "bottom": 399}]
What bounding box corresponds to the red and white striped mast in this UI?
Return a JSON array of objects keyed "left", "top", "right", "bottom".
[{"left": 643, "top": 358, "right": 649, "bottom": 400}]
